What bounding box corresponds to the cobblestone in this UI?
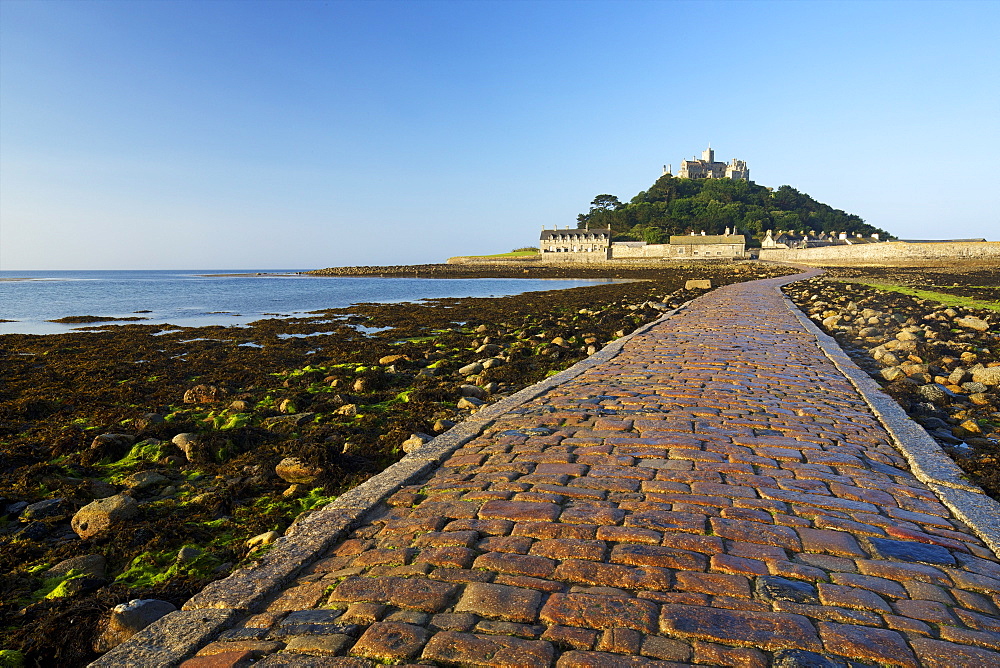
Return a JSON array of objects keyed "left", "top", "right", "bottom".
[{"left": 109, "top": 270, "right": 1000, "bottom": 667}]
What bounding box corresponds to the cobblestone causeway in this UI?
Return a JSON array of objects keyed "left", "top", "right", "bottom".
[{"left": 177, "top": 273, "right": 1000, "bottom": 667}]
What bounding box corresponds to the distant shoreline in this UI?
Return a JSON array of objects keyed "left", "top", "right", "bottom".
[{"left": 198, "top": 272, "right": 305, "bottom": 278}]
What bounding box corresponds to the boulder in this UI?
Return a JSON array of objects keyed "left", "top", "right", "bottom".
[
  {"left": 71, "top": 494, "right": 138, "bottom": 539},
  {"left": 685, "top": 279, "right": 712, "bottom": 290},
  {"left": 949, "top": 368, "right": 971, "bottom": 385},
  {"left": 4, "top": 501, "right": 28, "bottom": 518},
  {"left": 263, "top": 412, "right": 316, "bottom": 428},
  {"left": 877, "top": 353, "right": 900, "bottom": 367},
  {"left": 88, "top": 434, "right": 136, "bottom": 461},
  {"left": 971, "top": 366, "right": 1000, "bottom": 386},
  {"left": 956, "top": 419, "right": 982, "bottom": 436},
  {"left": 171, "top": 433, "right": 207, "bottom": 463},
  {"left": 432, "top": 419, "right": 457, "bottom": 433},
  {"left": 457, "top": 396, "right": 485, "bottom": 410},
  {"left": 21, "top": 498, "right": 68, "bottom": 522},
  {"left": 880, "top": 367, "right": 905, "bottom": 382},
  {"left": 275, "top": 457, "right": 323, "bottom": 484},
  {"left": 901, "top": 363, "right": 930, "bottom": 377},
  {"left": 379, "top": 354, "right": 409, "bottom": 365},
  {"left": 969, "top": 393, "right": 991, "bottom": 406},
  {"left": 955, "top": 315, "right": 990, "bottom": 331},
  {"left": 283, "top": 483, "right": 308, "bottom": 498},
  {"left": 45, "top": 554, "right": 107, "bottom": 580},
  {"left": 459, "top": 362, "right": 484, "bottom": 376},
  {"left": 401, "top": 433, "right": 433, "bottom": 454},
  {"left": 93, "top": 599, "right": 177, "bottom": 653},
  {"left": 135, "top": 413, "right": 165, "bottom": 430},
  {"left": 121, "top": 471, "right": 169, "bottom": 491},
  {"left": 459, "top": 385, "right": 487, "bottom": 399},
  {"left": 917, "top": 383, "right": 956, "bottom": 405},
  {"left": 247, "top": 531, "right": 281, "bottom": 550},
  {"left": 175, "top": 546, "right": 203, "bottom": 564},
  {"left": 87, "top": 479, "right": 119, "bottom": 499},
  {"left": 183, "top": 384, "right": 228, "bottom": 404},
  {"left": 335, "top": 403, "right": 358, "bottom": 416}
]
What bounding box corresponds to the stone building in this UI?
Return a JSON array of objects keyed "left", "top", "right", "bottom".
[
  {"left": 762, "top": 229, "right": 883, "bottom": 249},
  {"left": 666, "top": 232, "right": 746, "bottom": 258},
  {"left": 671, "top": 146, "right": 749, "bottom": 181},
  {"left": 539, "top": 227, "right": 612, "bottom": 254},
  {"left": 538, "top": 227, "right": 746, "bottom": 260}
]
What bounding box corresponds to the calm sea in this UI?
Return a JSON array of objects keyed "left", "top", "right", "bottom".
[{"left": 0, "top": 270, "right": 615, "bottom": 336}]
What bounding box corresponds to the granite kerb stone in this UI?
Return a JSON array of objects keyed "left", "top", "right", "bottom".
[
  {"left": 780, "top": 287, "right": 1000, "bottom": 558},
  {"left": 930, "top": 484, "right": 1000, "bottom": 557},
  {"left": 182, "top": 521, "right": 347, "bottom": 612},
  {"left": 88, "top": 609, "right": 239, "bottom": 668}
]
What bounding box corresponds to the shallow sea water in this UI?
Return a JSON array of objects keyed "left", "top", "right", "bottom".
[{"left": 0, "top": 270, "right": 616, "bottom": 335}]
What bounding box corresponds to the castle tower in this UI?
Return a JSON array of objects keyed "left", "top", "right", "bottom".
[{"left": 702, "top": 145, "right": 714, "bottom": 163}]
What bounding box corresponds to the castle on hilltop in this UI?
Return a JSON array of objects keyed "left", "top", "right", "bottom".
[{"left": 663, "top": 145, "right": 750, "bottom": 181}]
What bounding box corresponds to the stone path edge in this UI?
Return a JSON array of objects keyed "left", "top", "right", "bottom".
[
  {"left": 781, "top": 290, "right": 1000, "bottom": 557},
  {"left": 88, "top": 300, "right": 694, "bottom": 668}
]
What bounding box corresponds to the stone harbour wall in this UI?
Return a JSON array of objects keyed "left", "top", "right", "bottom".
[{"left": 760, "top": 241, "right": 1000, "bottom": 265}]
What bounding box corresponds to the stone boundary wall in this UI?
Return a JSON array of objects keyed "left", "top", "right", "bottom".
[
  {"left": 610, "top": 243, "right": 671, "bottom": 258},
  {"left": 760, "top": 241, "right": 1000, "bottom": 265},
  {"left": 446, "top": 255, "right": 738, "bottom": 265}
]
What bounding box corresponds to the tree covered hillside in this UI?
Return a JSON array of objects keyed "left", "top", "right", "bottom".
[{"left": 577, "top": 175, "right": 889, "bottom": 245}]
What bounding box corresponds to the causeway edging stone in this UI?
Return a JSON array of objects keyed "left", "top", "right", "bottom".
[
  {"left": 782, "top": 289, "right": 1000, "bottom": 556},
  {"left": 88, "top": 609, "right": 239, "bottom": 668},
  {"left": 90, "top": 301, "right": 690, "bottom": 666}
]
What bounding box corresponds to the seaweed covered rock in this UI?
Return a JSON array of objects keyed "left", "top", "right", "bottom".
[
  {"left": 71, "top": 494, "right": 138, "bottom": 539},
  {"left": 21, "top": 498, "right": 68, "bottom": 522},
  {"left": 93, "top": 599, "right": 177, "bottom": 653},
  {"left": 83, "top": 433, "right": 135, "bottom": 464},
  {"left": 170, "top": 432, "right": 207, "bottom": 462},
  {"left": 182, "top": 384, "right": 228, "bottom": 404},
  {"left": 275, "top": 457, "right": 324, "bottom": 484},
  {"left": 45, "top": 554, "right": 107, "bottom": 581}
]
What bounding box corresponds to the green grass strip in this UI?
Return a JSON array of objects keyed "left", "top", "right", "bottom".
[
  {"left": 462, "top": 250, "right": 538, "bottom": 258},
  {"left": 849, "top": 281, "right": 1000, "bottom": 312}
]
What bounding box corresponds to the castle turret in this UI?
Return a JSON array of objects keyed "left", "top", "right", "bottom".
[{"left": 702, "top": 145, "right": 714, "bottom": 163}]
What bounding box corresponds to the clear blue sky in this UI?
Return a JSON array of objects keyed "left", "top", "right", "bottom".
[{"left": 1, "top": 0, "right": 997, "bottom": 270}]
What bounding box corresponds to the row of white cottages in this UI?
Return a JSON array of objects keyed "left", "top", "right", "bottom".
[{"left": 539, "top": 227, "right": 746, "bottom": 259}]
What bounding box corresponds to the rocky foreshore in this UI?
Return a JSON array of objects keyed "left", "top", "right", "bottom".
[
  {"left": 305, "top": 261, "right": 754, "bottom": 280},
  {"left": 785, "top": 275, "right": 1000, "bottom": 501},
  {"left": 0, "top": 261, "right": 794, "bottom": 666}
]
